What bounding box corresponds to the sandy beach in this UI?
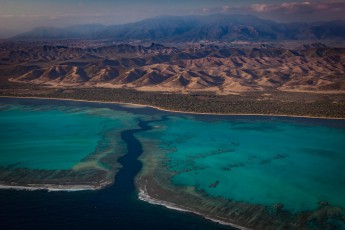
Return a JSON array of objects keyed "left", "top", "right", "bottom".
[
  {"left": 0, "top": 184, "right": 102, "bottom": 192},
  {"left": 1, "top": 95, "right": 344, "bottom": 120}
]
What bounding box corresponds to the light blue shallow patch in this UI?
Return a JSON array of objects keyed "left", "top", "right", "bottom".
[
  {"left": 155, "top": 116, "right": 345, "bottom": 212},
  {"left": 0, "top": 103, "right": 135, "bottom": 170}
]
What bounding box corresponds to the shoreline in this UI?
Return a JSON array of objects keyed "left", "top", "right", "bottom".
[
  {"left": 138, "top": 186, "right": 251, "bottom": 230},
  {"left": 0, "top": 183, "right": 103, "bottom": 192},
  {"left": 1, "top": 95, "right": 345, "bottom": 120},
  {"left": 2, "top": 95, "right": 344, "bottom": 228}
]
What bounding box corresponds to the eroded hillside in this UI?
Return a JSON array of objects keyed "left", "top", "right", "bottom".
[{"left": 1, "top": 42, "right": 345, "bottom": 94}]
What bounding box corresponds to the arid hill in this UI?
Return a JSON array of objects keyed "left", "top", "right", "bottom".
[{"left": 1, "top": 42, "right": 345, "bottom": 94}]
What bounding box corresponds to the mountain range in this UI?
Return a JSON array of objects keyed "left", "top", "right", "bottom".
[
  {"left": 2, "top": 42, "right": 344, "bottom": 93},
  {"left": 0, "top": 27, "right": 19, "bottom": 39},
  {"left": 11, "top": 14, "right": 345, "bottom": 42}
]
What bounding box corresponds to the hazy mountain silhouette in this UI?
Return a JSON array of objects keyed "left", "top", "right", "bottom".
[{"left": 12, "top": 14, "right": 345, "bottom": 41}]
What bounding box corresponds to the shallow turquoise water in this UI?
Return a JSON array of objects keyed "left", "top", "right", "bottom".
[
  {"left": 0, "top": 99, "right": 232, "bottom": 230},
  {"left": 153, "top": 116, "right": 345, "bottom": 212},
  {"left": 1, "top": 99, "right": 345, "bottom": 228},
  {"left": 0, "top": 103, "right": 136, "bottom": 170}
]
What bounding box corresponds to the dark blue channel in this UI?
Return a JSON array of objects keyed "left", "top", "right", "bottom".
[{"left": 0, "top": 98, "right": 232, "bottom": 230}]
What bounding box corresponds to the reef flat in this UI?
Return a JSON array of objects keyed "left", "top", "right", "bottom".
[
  {"left": 0, "top": 99, "right": 139, "bottom": 190},
  {"left": 1, "top": 97, "right": 345, "bottom": 229},
  {"left": 136, "top": 115, "right": 345, "bottom": 229}
]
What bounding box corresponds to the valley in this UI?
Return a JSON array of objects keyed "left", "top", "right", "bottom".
[{"left": 1, "top": 41, "right": 345, "bottom": 93}]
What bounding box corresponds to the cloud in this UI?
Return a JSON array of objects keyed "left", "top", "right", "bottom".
[
  {"left": 183, "top": 1, "right": 344, "bottom": 21},
  {"left": 222, "top": 5, "right": 229, "bottom": 11},
  {"left": 250, "top": 4, "right": 269, "bottom": 12},
  {"left": 251, "top": 2, "right": 313, "bottom": 13},
  {"left": 250, "top": 1, "right": 345, "bottom": 15},
  {"left": 1, "top": 14, "right": 15, "bottom": 18},
  {"left": 196, "top": 1, "right": 345, "bottom": 22}
]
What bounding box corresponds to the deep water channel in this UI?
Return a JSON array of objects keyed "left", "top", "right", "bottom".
[
  {"left": 114, "top": 117, "right": 166, "bottom": 197},
  {"left": 0, "top": 98, "right": 231, "bottom": 230},
  {"left": 1, "top": 97, "right": 345, "bottom": 230}
]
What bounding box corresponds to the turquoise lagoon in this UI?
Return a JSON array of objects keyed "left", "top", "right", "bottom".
[
  {"left": 161, "top": 117, "right": 345, "bottom": 210},
  {"left": 136, "top": 115, "right": 345, "bottom": 228},
  {"left": 0, "top": 101, "right": 140, "bottom": 189},
  {"left": 1, "top": 98, "right": 345, "bottom": 228},
  {"left": 0, "top": 103, "right": 137, "bottom": 170}
]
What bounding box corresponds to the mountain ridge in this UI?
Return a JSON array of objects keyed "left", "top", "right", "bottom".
[
  {"left": 2, "top": 43, "right": 344, "bottom": 94},
  {"left": 11, "top": 14, "right": 345, "bottom": 42}
]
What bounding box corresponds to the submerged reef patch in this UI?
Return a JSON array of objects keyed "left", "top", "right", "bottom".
[
  {"left": 136, "top": 115, "right": 345, "bottom": 229},
  {"left": 0, "top": 102, "right": 139, "bottom": 190}
]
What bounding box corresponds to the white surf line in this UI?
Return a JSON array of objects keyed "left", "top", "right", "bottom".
[
  {"left": 137, "top": 186, "right": 252, "bottom": 230},
  {"left": 0, "top": 184, "right": 99, "bottom": 192}
]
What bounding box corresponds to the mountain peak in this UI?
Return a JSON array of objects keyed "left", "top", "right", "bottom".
[{"left": 11, "top": 14, "right": 345, "bottom": 42}]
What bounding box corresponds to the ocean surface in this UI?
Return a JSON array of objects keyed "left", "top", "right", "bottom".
[
  {"left": 152, "top": 116, "right": 345, "bottom": 211},
  {"left": 0, "top": 97, "right": 345, "bottom": 229},
  {"left": 0, "top": 103, "right": 137, "bottom": 170}
]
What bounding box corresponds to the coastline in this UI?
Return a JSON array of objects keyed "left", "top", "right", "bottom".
[
  {"left": 138, "top": 186, "right": 251, "bottom": 230},
  {"left": 0, "top": 183, "right": 106, "bottom": 192},
  {"left": 2, "top": 95, "right": 344, "bottom": 228},
  {"left": 1, "top": 95, "right": 345, "bottom": 120}
]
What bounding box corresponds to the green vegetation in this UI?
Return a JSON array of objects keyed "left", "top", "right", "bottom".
[
  {"left": 49, "top": 88, "right": 345, "bottom": 118},
  {"left": 1, "top": 80, "right": 345, "bottom": 118}
]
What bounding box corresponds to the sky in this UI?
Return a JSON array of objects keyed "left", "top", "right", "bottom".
[{"left": 0, "top": 0, "right": 345, "bottom": 33}]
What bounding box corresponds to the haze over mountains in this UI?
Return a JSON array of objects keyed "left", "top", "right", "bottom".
[
  {"left": 11, "top": 14, "right": 345, "bottom": 42},
  {"left": 0, "top": 27, "right": 19, "bottom": 39},
  {"left": 1, "top": 14, "right": 344, "bottom": 95}
]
